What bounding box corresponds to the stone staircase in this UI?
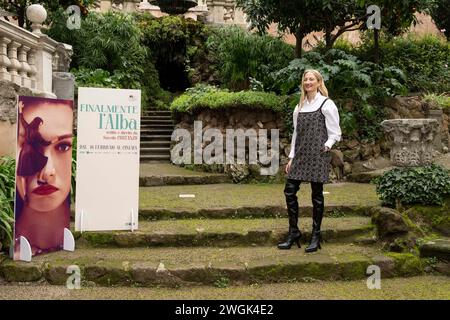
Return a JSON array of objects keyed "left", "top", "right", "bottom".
[
  {"left": 0, "top": 180, "right": 434, "bottom": 288},
  {"left": 140, "top": 108, "right": 173, "bottom": 162}
]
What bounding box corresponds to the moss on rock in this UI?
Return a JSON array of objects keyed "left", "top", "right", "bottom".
[
  {"left": 386, "top": 252, "right": 423, "bottom": 276},
  {"left": 404, "top": 197, "right": 450, "bottom": 236},
  {"left": 0, "top": 262, "right": 43, "bottom": 282}
]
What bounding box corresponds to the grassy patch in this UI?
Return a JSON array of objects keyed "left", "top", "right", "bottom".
[{"left": 139, "top": 183, "right": 380, "bottom": 211}]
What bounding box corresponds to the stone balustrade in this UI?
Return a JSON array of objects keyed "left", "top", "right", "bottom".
[
  {"left": 0, "top": 5, "right": 72, "bottom": 98},
  {"left": 97, "top": 0, "right": 245, "bottom": 24}
]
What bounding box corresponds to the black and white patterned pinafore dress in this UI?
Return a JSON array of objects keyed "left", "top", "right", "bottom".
[{"left": 287, "top": 98, "right": 331, "bottom": 183}]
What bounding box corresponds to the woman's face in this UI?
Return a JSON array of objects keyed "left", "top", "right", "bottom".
[
  {"left": 17, "top": 102, "right": 73, "bottom": 212},
  {"left": 303, "top": 72, "right": 320, "bottom": 93}
]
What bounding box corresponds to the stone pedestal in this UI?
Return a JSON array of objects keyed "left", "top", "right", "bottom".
[
  {"left": 52, "top": 72, "right": 75, "bottom": 100},
  {"left": 381, "top": 119, "right": 439, "bottom": 167}
]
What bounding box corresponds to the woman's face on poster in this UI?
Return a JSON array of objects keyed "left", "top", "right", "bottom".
[{"left": 17, "top": 102, "right": 73, "bottom": 212}]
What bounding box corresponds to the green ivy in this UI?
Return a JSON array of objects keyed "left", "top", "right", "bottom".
[{"left": 374, "top": 164, "right": 450, "bottom": 207}]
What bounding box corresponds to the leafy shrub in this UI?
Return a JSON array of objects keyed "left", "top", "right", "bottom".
[
  {"left": 375, "top": 164, "right": 450, "bottom": 207},
  {"left": 0, "top": 156, "right": 16, "bottom": 250},
  {"left": 273, "top": 49, "right": 405, "bottom": 141},
  {"left": 354, "top": 33, "right": 450, "bottom": 93},
  {"left": 206, "top": 26, "right": 294, "bottom": 91},
  {"left": 136, "top": 14, "right": 212, "bottom": 92},
  {"left": 423, "top": 93, "right": 450, "bottom": 109},
  {"left": 381, "top": 35, "right": 449, "bottom": 93},
  {"left": 48, "top": 11, "right": 163, "bottom": 107},
  {"left": 170, "top": 84, "right": 283, "bottom": 113},
  {"left": 281, "top": 93, "right": 300, "bottom": 138},
  {"left": 72, "top": 68, "right": 122, "bottom": 89}
]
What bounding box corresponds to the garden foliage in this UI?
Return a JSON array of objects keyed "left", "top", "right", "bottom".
[{"left": 375, "top": 164, "right": 450, "bottom": 207}]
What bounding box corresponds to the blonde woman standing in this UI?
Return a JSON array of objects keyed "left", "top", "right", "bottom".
[{"left": 278, "top": 70, "right": 342, "bottom": 253}]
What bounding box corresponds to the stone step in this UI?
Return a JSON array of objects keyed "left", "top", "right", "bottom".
[
  {"left": 140, "top": 147, "right": 170, "bottom": 155},
  {"left": 0, "top": 245, "right": 424, "bottom": 286},
  {"left": 142, "top": 110, "right": 171, "bottom": 115},
  {"left": 140, "top": 134, "right": 172, "bottom": 142},
  {"left": 347, "top": 168, "right": 393, "bottom": 183},
  {"left": 141, "top": 115, "right": 172, "bottom": 120},
  {"left": 140, "top": 126, "right": 174, "bottom": 132},
  {"left": 138, "top": 205, "right": 372, "bottom": 220},
  {"left": 139, "top": 163, "right": 230, "bottom": 186},
  {"left": 140, "top": 117, "right": 172, "bottom": 123},
  {"left": 139, "top": 174, "right": 229, "bottom": 186},
  {"left": 138, "top": 182, "right": 381, "bottom": 219},
  {"left": 141, "top": 118, "right": 173, "bottom": 127},
  {"left": 1, "top": 275, "right": 448, "bottom": 299},
  {"left": 73, "top": 218, "right": 374, "bottom": 248},
  {"left": 140, "top": 141, "right": 171, "bottom": 148},
  {"left": 140, "top": 154, "right": 171, "bottom": 161},
  {"left": 141, "top": 128, "right": 173, "bottom": 135},
  {"left": 89, "top": 218, "right": 372, "bottom": 247},
  {"left": 140, "top": 122, "right": 173, "bottom": 128}
]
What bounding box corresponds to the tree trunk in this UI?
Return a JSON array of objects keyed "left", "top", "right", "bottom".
[
  {"left": 374, "top": 28, "right": 380, "bottom": 64},
  {"left": 325, "top": 26, "right": 332, "bottom": 50},
  {"left": 294, "top": 27, "right": 303, "bottom": 58}
]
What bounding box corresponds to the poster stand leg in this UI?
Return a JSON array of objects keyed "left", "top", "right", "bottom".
[
  {"left": 131, "top": 208, "right": 134, "bottom": 232},
  {"left": 63, "top": 228, "right": 75, "bottom": 251},
  {"left": 19, "top": 236, "right": 32, "bottom": 262},
  {"left": 80, "top": 209, "right": 84, "bottom": 234}
]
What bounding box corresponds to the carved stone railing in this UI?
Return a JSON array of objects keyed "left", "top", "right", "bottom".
[
  {"left": 0, "top": 4, "right": 72, "bottom": 98},
  {"left": 205, "top": 0, "right": 246, "bottom": 25},
  {"left": 137, "top": 0, "right": 208, "bottom": 20},
  {"left": 381, "top": 119, "right": 439, "bottom": 167},
  {"left": 98, "top": 1, "right": 244, "bottom": 23}
]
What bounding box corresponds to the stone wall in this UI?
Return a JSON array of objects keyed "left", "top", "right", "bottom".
[
  {"left": 0, "top": 80, "right": 34, "bottom": 157},
  {"left": 172, "top": 96, "right": 450, "bottom": 182},
  {"left": 172, "top": 107, "right": 289, "bottom": 182}
]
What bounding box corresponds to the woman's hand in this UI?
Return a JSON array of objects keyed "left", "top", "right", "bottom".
[
  {"left": 323, "top": 146, "right": 330, "bottom": 152},
  {"left": 285, "top": 159, "right": 292, "bottom": 174}
]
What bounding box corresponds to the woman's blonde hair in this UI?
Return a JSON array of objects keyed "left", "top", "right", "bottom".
[{"left": 299, "top": 69, "right": 329, "bottom": 109}]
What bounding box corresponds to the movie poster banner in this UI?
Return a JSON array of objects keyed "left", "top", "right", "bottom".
[
  {"left": 13, "top": 96, "right": 73, "bottom": 259},
  {"left": 75, "top": 87, "right": 140, "bottom": 231}
]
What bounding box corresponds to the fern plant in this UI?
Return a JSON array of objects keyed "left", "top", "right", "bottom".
[
  {"left": 0, "top": 156, "right": 16, "bottom": 250},
  {"left": 273, "top": 49, "right": 406, "bottom": 141}
]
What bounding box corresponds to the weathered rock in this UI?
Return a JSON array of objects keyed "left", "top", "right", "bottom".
[
  {"left": 419, "top": 239, "right": 450, "bottom": 261},
  {"left": 0, "top": 263, "right": 43, "bottom": 282},
  {"left": 360, "top": 144, "right": 373, "bottom": 160},
  {"left": 347, "top": 168, "right": 388, "bottom": 183},
  {"left": 330, "top": 149, "right": 344, "bottom": 168},
  {"left": 435, "top": 262, "right": 450, "bottom": 275},
  {"left": 372, "top": 144, "right": 381, "bottom": 158},
  {"left": 345, "top": 140, "right": 359, "bottom": 149},
  {"left": 343, "top": 162, "right": 352, "bottom": 174},
  {"left": 370, "top": 207, "right": 409, "bottom": 238},
  {"left": 226, "top": 164, "right": 250, "bottom": 183},
  {"left": 343, "top": 148, "right": 360, "bottom": 163}
]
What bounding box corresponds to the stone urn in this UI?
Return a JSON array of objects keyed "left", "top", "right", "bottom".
[
  {"left": 26, "top": 4, "right": 47, "bottom": 34},
  {"left": 381, "top": 119, "right": 439, "bottom": 167}
]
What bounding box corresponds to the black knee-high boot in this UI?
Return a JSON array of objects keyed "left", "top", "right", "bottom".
[
  {"left": 278, "top": 179, "right": 302, "bottom": 249},
  {"left": 305, "top": 182, "right": 324, "bottom": 253}
]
